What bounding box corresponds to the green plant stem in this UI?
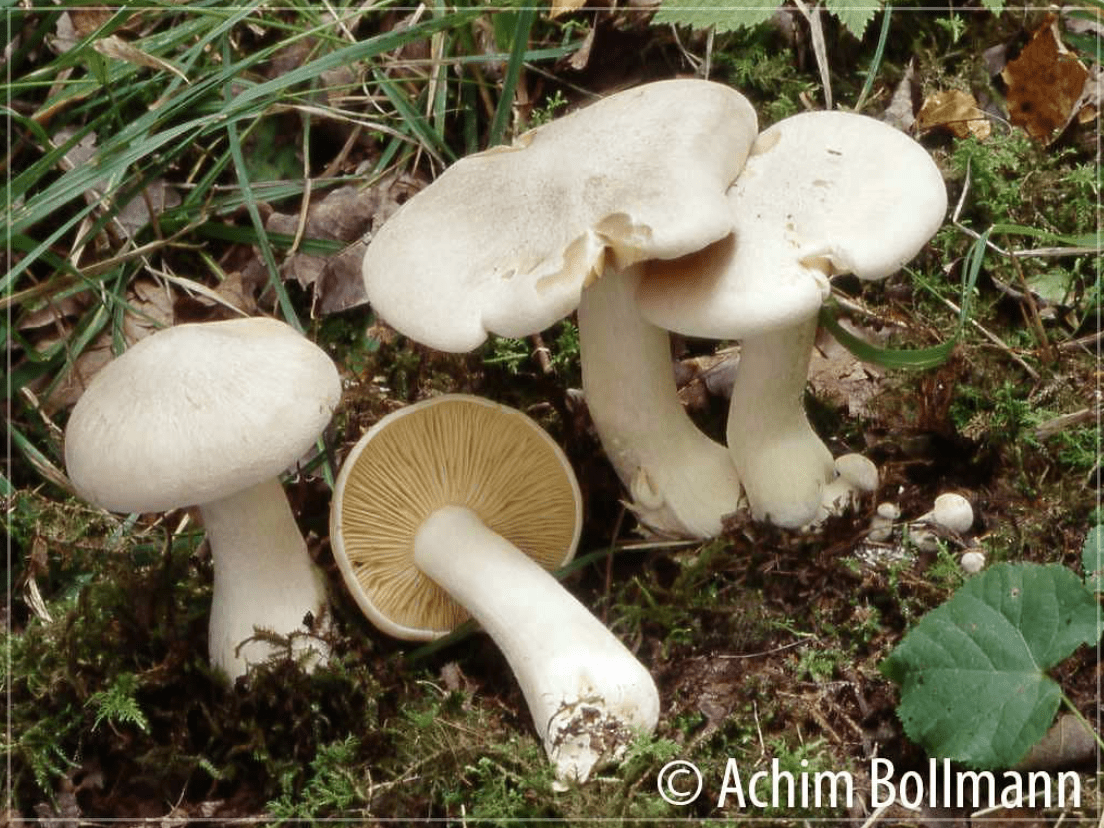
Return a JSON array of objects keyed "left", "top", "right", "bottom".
[
  {"left": 220, "top": 40, "right": 301, "bottom": 333},
  {"left": 487, "top": 7, "right": 536, "bottom": 147},
  {"left": 1059, "top": 693, "right": 1104, "bottom": 755},
  {"left": 854, "top": 1, "right": 892, "bottom": 113}
]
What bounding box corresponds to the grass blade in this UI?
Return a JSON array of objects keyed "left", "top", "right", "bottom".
[{"left": 487, "top": 7, "right": 536, "bottom": 147}]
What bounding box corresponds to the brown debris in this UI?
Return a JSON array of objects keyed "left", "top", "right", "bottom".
[
  {"left": 917, "top": 89, "right": 991, "bottom": 140},
  {"left": 29, "top": 276, "right": 174, "bottom": 413},
  {"left": 1002, "top": 14, "right": 1090, "bottom": 144},
  {"left": 808, "top": 320, "right": 888, "bottom": 419},
  {"left": 263, "top": 174, "right": 425, "bottom": 315}
]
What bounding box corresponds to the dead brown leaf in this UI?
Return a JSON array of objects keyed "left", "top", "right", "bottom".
[
  {"left": 264, "top": 174, "right": 424, "bottom": 314},
  {"left": 881, "top": 59, "right": 918, "bottom": 132},
  {"left": 30, "top": 277, "right": 174, "bottom": 413},
  {"left": 52, "top": 127, "right": 181, "bottom": 239},
  {"left": 1002, "top": 13, "right": 1090, "bottom": 144},
  {"left": 17, "top": 295, "right": 89, "bottom": 333},
  {"left": 808, "top": 320, "right": 889, "bottom": 419},
  {"left": 916, "top": 89, "right": 991, "bottom": 140},
  {"left": 315, "top": 241, "right": 370, "bottom": 315},
  {"left": 674, "top": 350, "right": 737, "bottom": 410},
  {"left": 549, "top": 0, "right": 588, "bottom": 19},
  {"left": 172, "top": 264, "right": 266, "bottom": 324},
  {"left": 52, "top": 8, "right": 112, "bottom": 53},
  {"left": 1074, "top": 63, "right": 1102, "bottom": 126},
  {"left": 93, "top": 34, "right": 188, "bottom": 83},
  {"left": 1015, "top": 712, "right": 1100, "bottom": 771}
]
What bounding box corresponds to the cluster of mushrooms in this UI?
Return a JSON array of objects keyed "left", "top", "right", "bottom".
[{"left": 63, "top": 79, "right": 950, "bottom": 785}]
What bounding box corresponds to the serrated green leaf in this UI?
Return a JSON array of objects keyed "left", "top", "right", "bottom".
[
  {"left": 651, "top": 0, "right": 780, "bottom": 33},
  {"left": 1083, "top": 526, "right": 1104, "bottom": 593},
  {"left": 824, "top": 0, "right": 879, "bottom": 38},
  {"left": 880, "top": 562, "right": 1102, "bottom": 768}
]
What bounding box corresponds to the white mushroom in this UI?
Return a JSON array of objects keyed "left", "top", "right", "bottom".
[
  {"left": 917, "top": 493, "right": 975, "bottom": 534},
  {"left": 64, "top": 318, "right": 340, "bottom": 680},
  {"left": 362, "top": 80, "right": 759, "bottom": 539},
  {"left": 637, "top": 110, "right": 947, "bottom": 528},
  {"left": 910, "top": 493, "right": 975, "bottom": 552},
  {"left": 811, "top": 453, "right": 880, "bottom": 526},
  {"left": 868, "top": 502, "right": 902, "bottom": 542},
  {"left": 960, "top": 549, "right": 986, "bottom": 573},
  {"left": 329, "top": 395, "right": 659, "bottom": 784}
]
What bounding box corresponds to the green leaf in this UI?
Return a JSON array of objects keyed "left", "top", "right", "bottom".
[
  {"left": 824, "top": 0, "right": 878, "bottom": 38},
  {"left": 1083, "top": 526, "right": 1104, "bottom": 593},
  {"left": 487, "top": 6, "right": 536, "bottom": 148},
  {"left": 819, "top": 302, "right": 956, "bottom": 369},
  {"left": 86, "top": 673, "right": 150, "bottom": 734},
  {"left": 989, "top": 222, "right": 1102, "bottom": 250},
  {"left": 881, "top": 562, "right": 1103, "bottom": 768},
  {"left": 652, "top": 0, "right": 780, "bottom": 33},
  {"left": 823, "top": 229, "right": 988, "bottom": 370},
  {"left": 1025, "top": 269, "right": 1074, "bottom": 306}
]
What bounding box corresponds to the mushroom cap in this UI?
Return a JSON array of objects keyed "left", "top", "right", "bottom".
[
  {"left": 960, "top": 549, "right": 986, "bottom": 573},
  {"left": 637, "top": 110, "right": 948, "bottom": 339},
  {"left": 330, "top": 394, "right": 583, "bottom": 640},
  {"left": 64, "top": 317, "right": 341, "bottom": 513},
  {"left": 929, "top": 492, "right": 974, "bottom": 533},
  {"left": 362, "top": 79, "right": 759, "bottom": 352}
]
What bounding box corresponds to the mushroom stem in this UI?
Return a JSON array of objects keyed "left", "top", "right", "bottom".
[
  {"left": 413, "top": 505, "right": 660, "bottom": 783},
  {"left": 726, "top": 314, "right": 835, "bottom": 528},
  {"left": 577, "top": 267, "right": 743, "bottom": 538},
  {"left": 201, "top": 477, "right": 330, "bottom": 680}
]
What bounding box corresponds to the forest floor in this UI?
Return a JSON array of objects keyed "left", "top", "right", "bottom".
[{"left": 4, "top": 2, "right": 1102, "bottom": 825}]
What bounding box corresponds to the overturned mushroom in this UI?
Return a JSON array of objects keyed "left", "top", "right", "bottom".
[
  {"left": 362, "top": 79, "right": 759, "bottom": 538},
  {"left": 637, "top": 110, "right": 947, "bottom": 528},
  {"left": 329, "top": 395, "right": 660, "bottom": 783},
  {"left": 64, "top": 318, "right": 340, "bottom": 680}
]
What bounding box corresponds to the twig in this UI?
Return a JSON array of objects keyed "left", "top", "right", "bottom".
[
  {"left": 1034, "top": 407, "right": 1097, "bottom": 439},
  {"left": 936, "top": 292, "right": 1040, "bottom": 380},
  {"left": 858, "top": 801, "right": 892, "bottom": 828},
  {"left": 529, "top": 333, "right": 553, "bottom": 374},
  {"left": 667, "top": 22, "right": 703, "bottom": 76},
  {"left": 1059, "top": 330, "right": 1103, "bottom": 352},
  {"left": 716, "top": 638, "right": 808, "bottom": 659},
  {"left": 1007, "top": 244, "right": 1055, "bottom": 363},
  {"left": 792, "top": 0, "right": 833, "bottom": 110}
]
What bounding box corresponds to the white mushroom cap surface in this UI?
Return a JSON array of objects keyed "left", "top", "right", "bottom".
[
  {"left": 65, "top": 317, "right": 341, "bottom": 513},
  {"left": 637, "top": 110, "right": 949, "bottom": 338},
  {"left": 362, "top": 79, "right": 758, "bottom": 352}
]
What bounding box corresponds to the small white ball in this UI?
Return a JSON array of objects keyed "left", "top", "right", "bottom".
[{"left": 960, "top": 549, "right": 986, "bottom": 573}]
